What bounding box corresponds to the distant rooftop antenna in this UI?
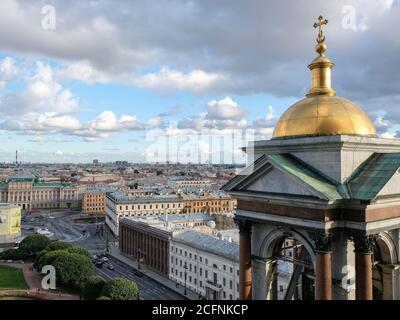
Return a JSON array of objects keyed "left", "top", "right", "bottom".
[{"left": 15, "top": 150, "right": 18, "bottom": 166}]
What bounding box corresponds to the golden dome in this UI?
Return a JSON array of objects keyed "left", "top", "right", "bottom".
[
  {"left": 272, "top": 16, "right": 377, "bottom": 139},
  {"left": 272, "top": 95, "right": 377, "bottom": 139}
]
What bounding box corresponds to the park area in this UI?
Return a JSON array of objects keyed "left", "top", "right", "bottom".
[{"left": 0, "top": 265, "right": 29, "bottom": 291}]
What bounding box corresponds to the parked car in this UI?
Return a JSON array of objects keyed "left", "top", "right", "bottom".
[
  {"left": 107, "top": 264, "right": 114, "bottom": 270},
  {"left": 134, "top": 270, "right": 143, "bottom": 277},
  {"left": 101, "top": 257, "right": 109, "bottom": 262},
  {"left": 95, "top": 262, "right": 103, "bottom": 268}
]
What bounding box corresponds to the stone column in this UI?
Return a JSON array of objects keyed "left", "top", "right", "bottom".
[
  {"left": 252, "top": 258, "right": 273, "bottom": 300},
  {"left": 350, "top": 234, "right": 377, "bottom": 300},
  {"left": 235, "top": 218, "right": 252, "bottom": 300},
  {"left": 311, "top": 232, "right": 333, "bottom": 300}
]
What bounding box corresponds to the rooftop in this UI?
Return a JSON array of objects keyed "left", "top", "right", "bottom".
[{"left": 172, "top": 230, "right": 239, "bottom": 261}]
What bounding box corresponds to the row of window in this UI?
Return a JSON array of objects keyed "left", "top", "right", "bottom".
[
  {"left": 117, "top": 203, "right": 182, "bottom": 211},
  {"left": 171, "top": 246, "right": 237, "bottom": 274}
]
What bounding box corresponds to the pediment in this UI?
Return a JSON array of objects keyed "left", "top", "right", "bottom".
[
  {"left": 246, "top": 166, "right": 324, "bottom": 198},
  {"left": 222, "top": 154, "right": 342, "bottom": 200}
]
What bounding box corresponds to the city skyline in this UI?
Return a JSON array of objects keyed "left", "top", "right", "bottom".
[{"left": 0, "top": 1, "right": 398, "bottom": 163}]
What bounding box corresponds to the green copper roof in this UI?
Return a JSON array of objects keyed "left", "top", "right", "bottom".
[
  {"left": 267, "top": 154, "right": 343, "bottom": 200},
  {"left": 346, "top": 153, "right": 400, "bottom": 201}
]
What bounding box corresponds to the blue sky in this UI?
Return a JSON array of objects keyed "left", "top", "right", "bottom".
[{"left": 0, "top": 0, "right": 398, "bottom": 163}]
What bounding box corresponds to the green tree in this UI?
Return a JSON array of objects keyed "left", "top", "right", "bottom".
[
  {"left": 45, "top": 241, "right": 74, "bottom": 252},
  {"left": 66, "top": 246, "right": 91, "bottom": 259},
  {"left": 18, "top": 234, "right": 50, "bottom": 257},
  {"left": 52, "top": 252, "right": 93, "bottom": 288},
  {"left": 83, "top": 276, "right": 106, "bottom": 300},
  {"left": 35, "top": 250, "right": 68, "bottom": 271},
  {"left": 34, "top": 241, "right": 74, "bottom": 269},
  {"left": 100, "top": 278, "right": 139, "bottom": 300}
]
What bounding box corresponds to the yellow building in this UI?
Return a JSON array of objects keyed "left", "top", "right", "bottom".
[
  {"left": 82, "top": 191, "right": 106, "bottom": 214},
  {"left": 0, "top": 204, "right": 21, "bottom": 247},
  {"left": 182, "top": 193, "right": 237, "bottom": 214}
]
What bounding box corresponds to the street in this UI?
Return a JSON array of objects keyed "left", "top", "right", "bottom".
[
  {"left": 94, "top": 256, "right": 184, "bottom": 300},
  {"left": 21, "top": 210, "right": 184, "bottom": 300}
]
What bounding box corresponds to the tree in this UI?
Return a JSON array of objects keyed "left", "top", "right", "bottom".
[
  {"left": 66, "top": 246, "right": 91, "bottom": 259},
  {"left": 83, "top": 276, "right": 106, "bottom": 300},
  {"left": 34, "top": 241, "right": 73, "bottom": 269},
  {"left": 52, "top": 252, "right": 93, "bottom": 289},
  {"left": 45, "top": 241, "right": 73, "bottom": 252},
  {"left": 35, "top": 250, "right": 68, "bottom": 271},
  {"left": 18, "top": 234, "right": 51, "bottom": 257},
  {"left": 100, "top": 278, "right": 139, "bottom": 300}
]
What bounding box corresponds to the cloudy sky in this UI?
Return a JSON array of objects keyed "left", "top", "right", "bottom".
[{"left": 0, "top": 0, "right": 398, "bottom": 163}]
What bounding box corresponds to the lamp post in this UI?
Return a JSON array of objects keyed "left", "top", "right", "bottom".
[{"left": 184, "top": 262, "right": 188, "bottom": 296}]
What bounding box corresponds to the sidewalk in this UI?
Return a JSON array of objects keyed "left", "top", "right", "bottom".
[
  {"left": 108, "top": 246, "right": 200, "bottom": 300},
  {"left": 0, "top": 262, "right": 79, "bottom": 300}
]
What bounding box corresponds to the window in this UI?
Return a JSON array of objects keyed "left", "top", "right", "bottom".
[
  {"left": 230, "top": 280, "right": 233, "bottom": 290},
  {"left": 223, "top": 278, "right": 226, "bottom": 286},
  {"left": 230, "top": 267, "right": 233, "bottom": 273},
  {"left": 223, "top": 265, "right": 226, "bottom": 271},
  {"left": 200, "top": 268, "right": 202, "bottom": 276}
]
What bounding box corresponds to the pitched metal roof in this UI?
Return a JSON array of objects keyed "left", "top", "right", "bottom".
[
  {"left": 173, "top": 230, "right": 239, "bottom": 261},
  {"left": 267, "top": 154, "right": 343, "bottom": 200},
  {"left": 222, "top": 153, "right": 342, "bottom": 200},
  {"left": 346, "top": 153, "right": 400, "bottom": 200}
]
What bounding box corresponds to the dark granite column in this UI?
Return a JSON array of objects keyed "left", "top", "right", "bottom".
[
  {"left": 311, "top": 231, "right": 332, "bottom": 300},
  {"left": 350, "top": 234, "right": 377, "bottom": 300},
  {"left": 235, "top": 218, "right": 252, "bottom": 300}
]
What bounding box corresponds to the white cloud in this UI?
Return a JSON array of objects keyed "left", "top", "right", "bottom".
[
  {"left": 206, "top": 97, "right": 246, "bottom": 121},
  {"left": 132, "top": 67, "right": 223, "bottom": 94}
]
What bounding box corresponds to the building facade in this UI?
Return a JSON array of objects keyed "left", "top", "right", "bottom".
[
  {"left": 82, "top": 191, "right": 106, "bottom": 214},
  {"left": 105, "top": 192, "right": 184, "bottom": 236},
  {"left": 169, "top": 230, "right": 239, "bottom": 300},
  {"left": 0, "top": 204, "right": 21, "bottom": 251},
  {"left": 182, "top": 193, "right": 236, "bottom": 214},
  {"left": 0, "top": 174, "right": 81, "bottom": 210},
  {"left": 119, "top": 217, "right": 171, "bottom": 276}
]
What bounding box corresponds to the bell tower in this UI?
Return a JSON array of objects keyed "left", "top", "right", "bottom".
[{"left": 222, "top": 17, "right": 400, "bottom": 300}]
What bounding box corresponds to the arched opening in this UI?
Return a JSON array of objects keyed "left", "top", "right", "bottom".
[
  {"left": 261, "top": 230, "right": 316, "bottom": 300},
  {"left": 372, "top": 234, "right": 397, "bottom": 300}
]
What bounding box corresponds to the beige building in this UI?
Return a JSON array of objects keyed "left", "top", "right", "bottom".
[
  {"left": 105, "top": 192, "right": 184, "bottom": 236},
  {"left": 0, "top": 173, "right": 81, "bottom": 211},
  {"left": 182, "top": 193, "right": 236, "bottom": 214},
  {"left": 82, "top": 191, "right": 106, "bottom": 214}
]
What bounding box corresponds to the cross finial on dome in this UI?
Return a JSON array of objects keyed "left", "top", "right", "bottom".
[{"left": 313, "top": 16, "right": 328, "bottom": 55}]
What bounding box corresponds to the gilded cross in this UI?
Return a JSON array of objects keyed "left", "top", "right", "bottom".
[{"left": 313, "top": 15, "right": 328, "bottom": 44}]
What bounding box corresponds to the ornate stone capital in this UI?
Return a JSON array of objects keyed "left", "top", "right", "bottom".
[
  {"left": 234, "top": 217, "right": 252, "bottom": 235},
  {"left": 349, "top": 234, "right": 378, "bottom": 254},
  {"left": 310, "top": 231, "right": 332, "bottom": 252}
]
